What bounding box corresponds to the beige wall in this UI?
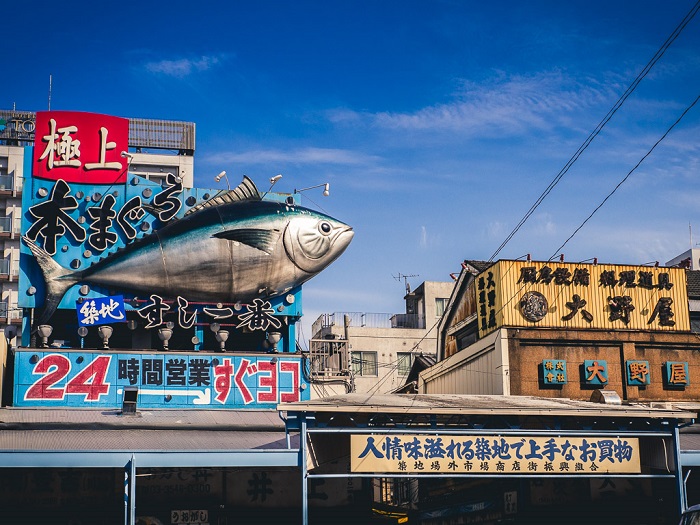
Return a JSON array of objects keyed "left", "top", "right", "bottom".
[{"left": 419, "top": 328, "right": 509, "bottom": 395}]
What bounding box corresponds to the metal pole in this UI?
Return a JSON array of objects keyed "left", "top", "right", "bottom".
[
  {"left": 301, "top": 417, "right": 308, "bottom": 525},
  {"left": 130, "top": 453, "right": 137, "bottom": 525},
  {"left": 675, "top": 426, "right": 687, "bottom": 515}
]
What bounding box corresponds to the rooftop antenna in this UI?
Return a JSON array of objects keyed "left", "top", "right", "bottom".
[
  {"left": 393, "top": 272, "right": 419, "bottom": 294},
  {"left": 48, "top": 74, "right": 52, "bottom": 111}
]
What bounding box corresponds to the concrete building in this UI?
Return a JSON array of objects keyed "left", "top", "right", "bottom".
[{"left": 308, "top": 280, "right": 454, "bottom": 395}]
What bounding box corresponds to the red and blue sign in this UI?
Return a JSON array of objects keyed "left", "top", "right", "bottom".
[{"left": 14, "top": 350, "right": 309, "bottom": 409}]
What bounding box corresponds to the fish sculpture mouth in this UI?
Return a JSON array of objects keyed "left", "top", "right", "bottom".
[{"left": 283, "top": 218, "right": 354, "bottom": 274}]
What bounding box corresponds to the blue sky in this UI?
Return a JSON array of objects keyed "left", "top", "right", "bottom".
[{"left": 3, "top": 1, "right": 700, "bottom": 342}]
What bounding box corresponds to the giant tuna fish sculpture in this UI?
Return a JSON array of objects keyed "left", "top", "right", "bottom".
[{"left": 24, "top": 176, "right": 354, "bottom": 325}]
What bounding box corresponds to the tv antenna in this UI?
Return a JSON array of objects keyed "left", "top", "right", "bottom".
[{"left": 393, "top": 273, "right": 419, "bottom": 294}]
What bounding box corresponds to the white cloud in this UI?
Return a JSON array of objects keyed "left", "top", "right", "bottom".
[
  {"left": 204, "top": 147, "right": 381, "bottom": 167},
  {"left": 332, "top": 71, "right": 616, "bottom": 137},
  {"left": 144, "top": 54, "right": 227, "bottom": 78}
]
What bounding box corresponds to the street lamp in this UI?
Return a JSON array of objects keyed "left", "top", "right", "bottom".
[
  {"left": 120, "top": 151, "right": 134, "bottom": 172},
  {"left": 215, "top": 330, "right": 229, "bottom": 352},
  {"left": 37, "top": 325, "right": 53, "bottom": 348},
  {"left": 294, "top": 183, "right": 330, "bottom": 197},
  {"left": 215, "top": 170, "right": 230, "bottom": 190},
  {"left": 158, "top": 327, "right": 173, "bottom": 351},
  {"left": 267, "top": 331, "right": 282, "bottom": 352},
  {"left": 98, "top": 325, "right": 113, "bottom": 349}
]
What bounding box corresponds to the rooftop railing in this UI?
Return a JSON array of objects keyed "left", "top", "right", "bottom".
[{"left": 311, "top": 312, "right": 424, "bottom": 335}]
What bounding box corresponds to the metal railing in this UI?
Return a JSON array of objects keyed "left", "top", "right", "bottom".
[
  {"left": 312, "top": 312, "right": 424, "bottom": 334},
  {"left": 0, "top": 175, "right": 14, "bottom": 191},
  {"left": 308, "top": 338, "right": 350, "bottom": 378},
  {"left": 0, "top": 302, "right": 21, "bottom": 319}
]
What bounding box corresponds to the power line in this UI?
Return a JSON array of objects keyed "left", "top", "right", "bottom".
[
  {"left": 488, "top": 0, "right": 700, "bottom": 262},
  {"left": 548, "top": 93, "right": 700, "bottom": 260}
]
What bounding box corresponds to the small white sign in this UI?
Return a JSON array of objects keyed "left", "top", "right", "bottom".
[{"left": 171, "top": 509, "right": 209, "bottom": 525}]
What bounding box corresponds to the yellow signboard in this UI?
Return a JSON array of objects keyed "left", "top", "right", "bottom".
[
  {"left": 476, "top": 261, "right": 689, "bottom": 337},
  {"left": 351, "top": 434, "right": 641, "bottom": 475}
]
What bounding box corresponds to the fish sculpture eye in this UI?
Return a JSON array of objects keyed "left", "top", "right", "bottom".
[{"left": 319, "top": 221, "right": 332, "bottom": 235}]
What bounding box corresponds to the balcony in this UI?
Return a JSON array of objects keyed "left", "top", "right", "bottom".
[
  {"left": 0, "top": 216, "right": 20, "bottom": 238},
  {"left": 0, "top": 258, "right": 17, "bottom": 281},
  {"left": 0, "top": 301, "right": 22, "bottom": 324},
  {"left": 0, "top": 175, "right": 21, "bottom": 195}
]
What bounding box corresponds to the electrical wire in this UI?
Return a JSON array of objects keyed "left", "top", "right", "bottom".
[
  {"left": 548, "top": 93, "right": 700, "bottom": 260},
  {"left": 488, "top": 0, "right": 700, "bottom": 263}
]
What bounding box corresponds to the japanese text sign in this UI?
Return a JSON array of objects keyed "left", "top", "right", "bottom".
[
  {"left": 665, "top": 361, "right": 690, "bottom": 387},
  {"left": 351, "top": 434, "right": 641, "bottom": 475},
  {"left": 541, "top": 359, "right": 567, "bottom": 385},
  {"left": 77, "top": 295, "right": 126, "bottom": 326},
  {"left": 33, "top": 111, "right": 129, "bottom": 184},
  {"left": 476, "top": 261, "right": 690, "bottom": 337},
  {"left": 14, "top": 350, "right": 308, "bottom": 409}
]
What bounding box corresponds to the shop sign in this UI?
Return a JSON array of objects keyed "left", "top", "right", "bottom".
[
  {"left": 33, "top": 111, "right": 128, "bottom": 184},
  {"left": 350, "top": 434, "right": 640, "bottom": 474},
  {"left": 77, "top": 295, "right": 126, "bottom": 326},
  {"left": 541, "top": 359, "right": 567, "bottom": 385},
  {"left": 171, "top": 510, "right": 208, "bottom": 525},
  {"left": 476, "top": 260, "right": 690, "bottom": 337},
  {"left": 14, "top": 350, "right": 308, "bottom": 409},
  {"left": 626, "top": 360, "right": 650, "bottom": 386},
  {"left": 583, "top": 360, "right": 608, "bottom": 385},
  {"left": 664, "top": 361, "right": 690, "bottom": 387}
]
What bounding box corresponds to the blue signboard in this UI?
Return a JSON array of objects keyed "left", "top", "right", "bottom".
[
  {"left": 664, "top": 361, "right": 690, "bottom": 387},
  {"left": 625, "top": 360, "right": 650, "bottom": 386},
  {"left": 583, "top": 360, "right": 608, "bottom": 385},
  {"left": 77, "top": 295, "right": 127, "bottom": 326},
  {"left": 14, "top": 350, "right": 309, "bottom": 409},
  {"left": 541, "top": 359, "right": 567, "bottom": 385}
]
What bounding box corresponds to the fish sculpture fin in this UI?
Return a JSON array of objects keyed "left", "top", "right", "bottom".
[
  {"left": 185, "top": 175, "right": 261, "bottom": 216},
  {"left": 22, "top": 236, "right": 80, "bottom": 327},
  {"left": 213, "top": 228, "right": 280, "bottom": 254}
]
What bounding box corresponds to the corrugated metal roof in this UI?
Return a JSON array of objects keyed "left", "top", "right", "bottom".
[
  {"left": 279, "top": 394, "right": 696, "bottom": 419},
  {"left": 0, "top": 408, "right": 294, "bottom": 453},
  {"left": 0, "top": 408, "right": 299, "bottom": 467},
  {"left": 0, "top": 429, "right": 293, "bottom": 451},
  {"left": 688, "top": 270, "right": 700, "bottom": 299},
  {"left": 0, "top": 408, "right": 284, "bottom": 431},
  {"left": 464, "top": 260, "right": 493, "bottom": 274}
]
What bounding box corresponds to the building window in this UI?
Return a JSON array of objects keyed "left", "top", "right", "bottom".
[
  {"left": 352, "top": 351, "right": 378, "bottom": 376},
  {"left": 436, "top": 298, "right": 449, "bottom": 317},
  {"left": 398, "top": 352, "right": 414, "bottom": 376}
]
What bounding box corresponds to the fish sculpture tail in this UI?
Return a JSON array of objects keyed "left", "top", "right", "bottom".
[{"left": 22, "top": 236, "right": 80, "bottom": 326}]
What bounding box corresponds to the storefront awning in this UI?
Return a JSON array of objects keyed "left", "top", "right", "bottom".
[{"left": 0, "top": 408, "right": 299, "bottom": 468}]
